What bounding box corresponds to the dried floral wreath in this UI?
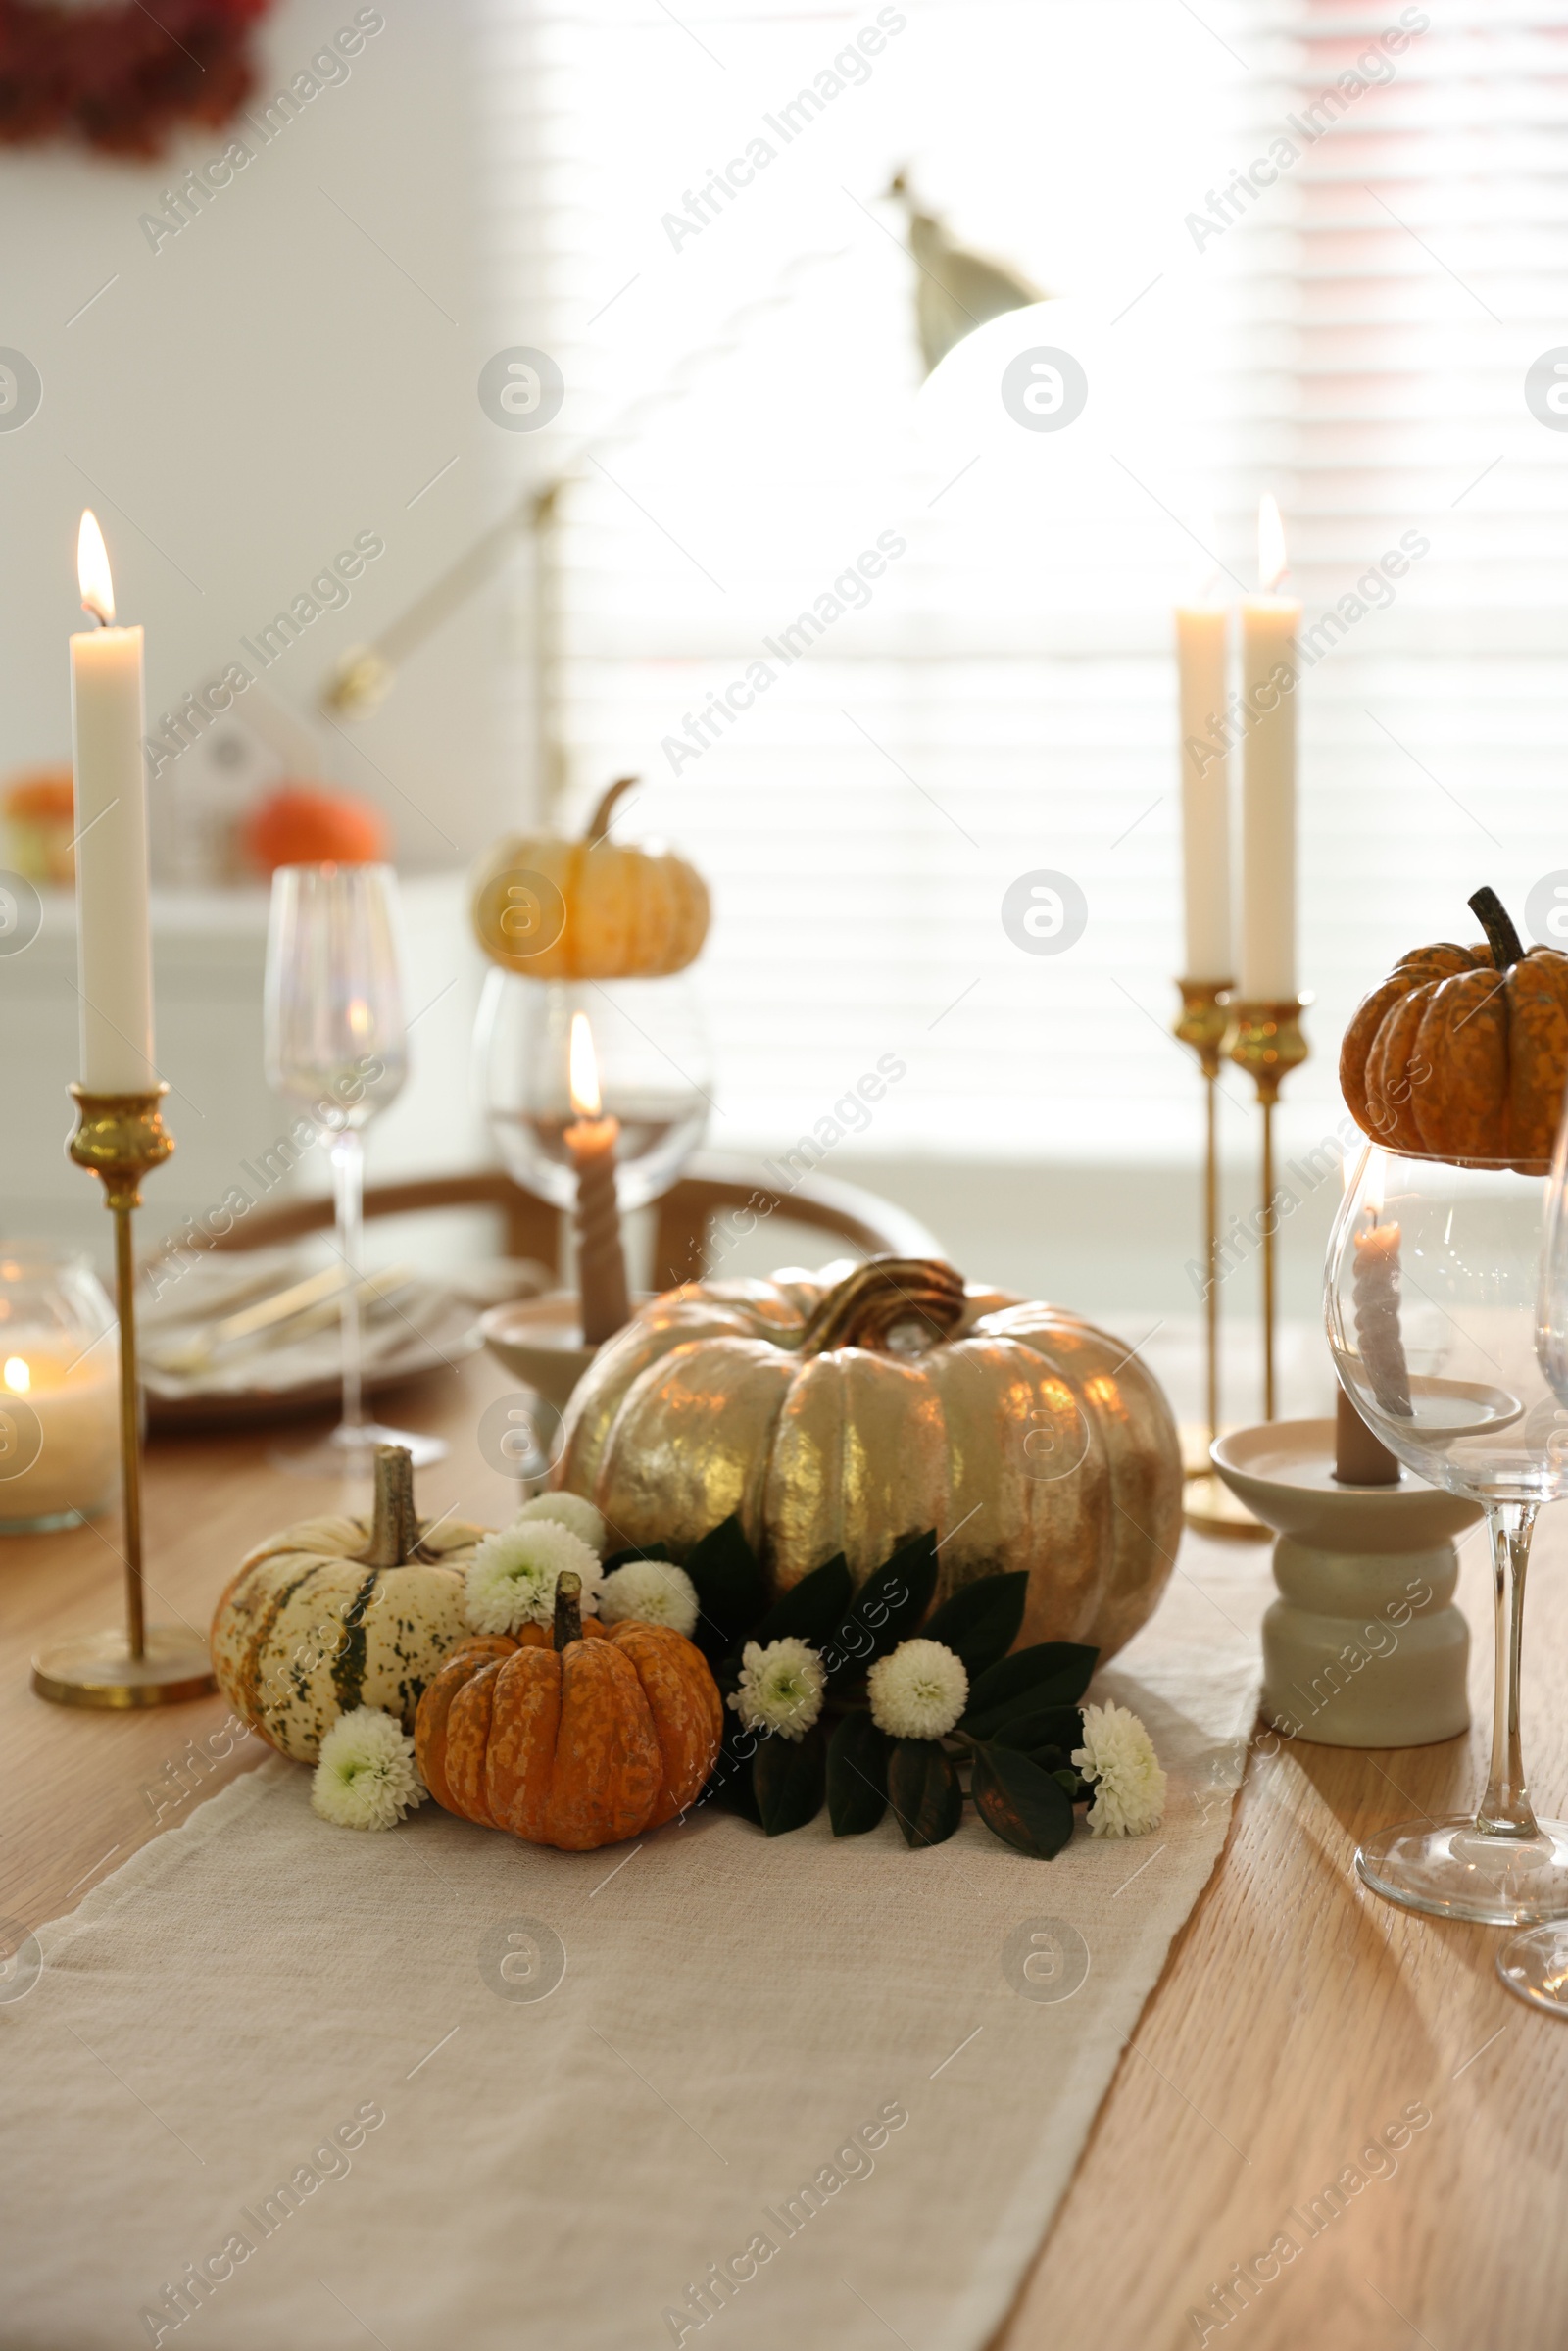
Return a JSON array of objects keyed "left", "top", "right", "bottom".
[{"left": 0, "top": 0, "right": 272, "bottom": 158}]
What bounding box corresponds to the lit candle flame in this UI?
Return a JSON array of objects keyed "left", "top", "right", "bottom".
[
  {"left": 77, "top": 510, "right": 116, "bottom": 626},
  {"left": 3, "top": 1356, "right": 30, "bottom": 1395},
  {"left": 568, "top": 1011, "right": 602, "bottom": 1119},
  {"left": 1257, "top": 494, "right": 1287, "bottom": 595},
  {"left": 1362, "top": 1146, "right": 1386, "bottom": 1224}
]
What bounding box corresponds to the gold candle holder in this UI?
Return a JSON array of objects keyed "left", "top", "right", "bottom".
[
  {"left": 30, "top": 1085, "right": 216, "bottom": 1707},
  {"left": 1174, "top": 979, "right": 1230, "bottom": 1462},
  {"left": 1228, "top": 998, "right": 1310, "bottom": 1424},
  {"left": 1175, "top": 982, "right": 1268, "bottom": 1543}
]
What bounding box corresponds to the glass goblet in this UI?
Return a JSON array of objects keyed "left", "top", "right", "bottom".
[
  {"left": 264, "top": 861, "right": 444, "bottom": 1473},
  {"left": 475, "top": 969, "right": 711, "bottom": 1210},
  {"left": 1496, "top": 1101, "right": 1568, "bottom": 2004},
  {"left": 1326, "top": 1144, "right": 1568, "bottom": 1925}
]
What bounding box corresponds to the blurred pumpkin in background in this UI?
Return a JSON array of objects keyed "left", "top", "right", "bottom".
[
  {"left": 241, "top": 784, "right": 390, "bottom": 875},
  {"left": 3, "top": 769, "right": 75, "bottom": 885},
  {"left": 470, "top": 776, "right": 710, "bottom": 981}
]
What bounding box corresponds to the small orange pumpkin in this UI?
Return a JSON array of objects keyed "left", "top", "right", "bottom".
[
  {"left": 241, "top": 784, "right": 390, "bottom": 875},
  {"left": 469, "top": 776, "right": 710, "bottom": 981},
  {"left": 1340, "top": 886, "right": 1568, "bottom": 1171},
  {"left": 415, "top": 1573, "right": 722, "bottom": 1850}
]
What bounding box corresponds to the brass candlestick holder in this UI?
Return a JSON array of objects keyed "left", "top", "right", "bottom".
[
  {"left": 1227, "top": 998, "right": 1310, "bottom": 1424},
  {"left": 1174, "top": 980, "right": 1229, "bottom": 1460},
  {"left": 1175, "top": 981, "right": 1267, "bottom": 1542},
  {"left": 30, "top": 1086, "right": 216, "bottom": 1708}
]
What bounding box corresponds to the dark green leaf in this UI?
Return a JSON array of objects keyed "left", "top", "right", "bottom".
[
  {"left": 754, "top": 1723, "right": 827, "bottom": 1837},
  {"left": 703, "top": 1720, "right": 762, "bottom": 1823},
  {"left": 823, "top": 1531, "right": 940, "bottom": 1690},
  {"left": 970, "top": 1743, "right": 1076, "bottom": 1858},
  {"left": 602, "top": 1541, "right": 672, "bottom": 1572},
  {"left": 962, "top": 1642, "right": 1099, "bottom": 1735},
  {"left": 751, "top": 1554, "right": 854, "bottom": 1650},
  {"left": 989, "top": 1703, "right": 1084, "bottom": 1755},
  {"left": 920, "top": 1571, "right": 1029, "bottom": 1676},
  {"left": 886, "top": 1738, "right": 962, "bottom": 1848},
  {"left": 826, "top": 1711, "right": 891, "bottom": 1836},
  {"left": 710, "top": 1650, "right": 742, "bottom": 1703},
  {"left": 706, "top": 1768, "right": 762, "bottom": 1824},
  {"left": 682, "top": 1516, "right": 768, "bottom": 1660}
]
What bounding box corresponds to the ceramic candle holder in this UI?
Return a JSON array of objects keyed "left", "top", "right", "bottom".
[
  {"left": 1212, "top": 1419, "right": 1481, "bottom": 1748},
  {"left": 481, "top": 1291, "right": 655, "bottom": 1410}
]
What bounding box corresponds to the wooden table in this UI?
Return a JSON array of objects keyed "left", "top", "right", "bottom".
[{"left": 4, "top": 1351, "right": 1565, "bottom": 2350}]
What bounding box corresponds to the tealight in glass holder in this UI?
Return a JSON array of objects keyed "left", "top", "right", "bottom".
[{"left": 0, "top": 1244, "right": 119, "bottom": 1534}]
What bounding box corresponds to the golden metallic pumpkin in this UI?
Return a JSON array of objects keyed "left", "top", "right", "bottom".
[
  {"left": 471, "top": 776, "right": 710, "bottom": 982},
  {"left": 555, "top": 1257, "right": 1181, "bottom": 1662}
]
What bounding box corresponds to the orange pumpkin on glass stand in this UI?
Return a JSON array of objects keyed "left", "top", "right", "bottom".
[{"left": 1339, "top": 886, "right": 1568, "bottom": 1170}]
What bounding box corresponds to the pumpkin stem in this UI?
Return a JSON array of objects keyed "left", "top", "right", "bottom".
[
  {"left": 1468, "top": 887, "right": 1525, "bottom": 973},
  {"left": 554, "top": 1569, "right": 583, "bottom": 1651},
  {"left": 799, "top": 1256, "right": 967, "bottom": 1357},
  {"left": 360, "top": 1445, "right": 419, "bottom": 1568},
  {"left": 584, "top": 776, "right": 639, "bottom": 846}
]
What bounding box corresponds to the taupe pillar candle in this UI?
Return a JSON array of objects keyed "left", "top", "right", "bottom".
[
  {"left": 567, "top": 1114, "right": 631, "bottom": 1347},
  {"left": 1334, "top": 1376, "right": 1400, "bottom": 1486}
]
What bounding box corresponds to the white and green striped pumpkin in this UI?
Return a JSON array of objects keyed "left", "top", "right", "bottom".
[{"left": 210, "top": 1448, "right": 490, "bottom": 1763}]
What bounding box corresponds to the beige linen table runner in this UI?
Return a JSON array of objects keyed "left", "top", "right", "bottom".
[{"left": 1, "top": 1535, "right": 1263, "bottom": 2351}]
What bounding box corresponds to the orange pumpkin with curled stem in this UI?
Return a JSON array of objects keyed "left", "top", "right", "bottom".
[
  {"left": 1340, "top": 887, "right": 1568, "bottom": 1171},
  {"left": 469, "top": 776, "right": 709, "bottom": 981},
  {"left": 415, "top": 1572, "right": 722, "bottom": 1850}
]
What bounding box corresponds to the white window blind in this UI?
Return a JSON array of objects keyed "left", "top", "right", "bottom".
[{"left": 474, "top": 0, "right": 1568, "bottom": 1164}]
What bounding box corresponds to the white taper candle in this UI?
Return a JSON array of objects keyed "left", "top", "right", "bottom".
[
  {"left": 70, "top": 513, "right": 155, "bottom": 1093},
  {"left": 1239, "top": 495, "right": 1301, "bottom": 1004},
  {"left": 1175, "top": 602, "right": 1232, "bottom": 980}
]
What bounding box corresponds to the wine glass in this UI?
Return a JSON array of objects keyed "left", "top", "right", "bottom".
[
  {"left": 264, "top": 862, "right": 444, "bottom": 1472},
  {"left": 1495, "top": 1102, "right": 1568, "bottom": 2005},
  {"left": 475, "top": 969, "right": 710, "bottom": 1209},
  {"left": 1326, "top": 1143, "right": 1568, "bottom": 1925}
]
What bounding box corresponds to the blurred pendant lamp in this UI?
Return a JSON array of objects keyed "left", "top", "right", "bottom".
[
  {"left": 316, "top": 205, "right": 1044, "bottom": 748},
  {"left": 887, "top": 171, "right": 1047, "bottom": 375},
  {"left": 315, "top": 192, "right": 1044, "bottom": 1227}
]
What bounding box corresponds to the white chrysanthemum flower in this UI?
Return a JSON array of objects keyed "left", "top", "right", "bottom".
[
  {"left": 866, "top": 1640, "right": 969, "bottom": 1739},
  {"left": 465, "top": 1519, "right": 604, "bottom": 1635},
  {"left": 1072, "top": 1700, "right": 1166, "bottom": 1837},
  {"left": 311, "top": 1707, "right": 425, "bottom": 1832},
  {"left": 514, "top": 1491, "right": 606, "bottom": 1556},
  {"left": 728, "top": 1638, "right": 825, "bottom": 1742},
  {"left": 599, "top": 1558, "right": 701, "bottom": 1638}
]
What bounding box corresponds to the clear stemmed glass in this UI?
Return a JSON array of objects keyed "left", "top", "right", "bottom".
[
  {"left": 263, "top": 862, "right": 444, "bottom": 1473},
  {"left": 1326, "top": 1144, "right": 1568, "bottom": 1925},
  {"left": 475, "top": 969, "right": 710, "bottom": 1209},
  {"left": 1496, "top": 1103, "right": 1568, "bottom": 2005}
]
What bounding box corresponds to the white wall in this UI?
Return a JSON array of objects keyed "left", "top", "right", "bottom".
[
  {"left": 0, "top": 1, "right": 543, "bottom": 1268},
  {"left": 0, "top": 0, "right": 521, "bottom": 869},
  {"left": 0, "top": 4, "right": 1344, "bottom": 1404}
]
